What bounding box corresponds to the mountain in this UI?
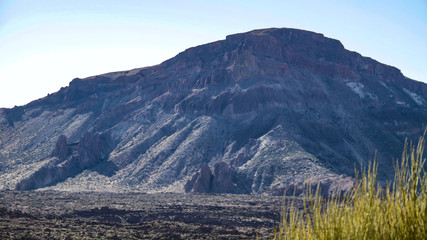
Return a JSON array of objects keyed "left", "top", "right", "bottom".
[{"left": 0, "top": 28, "right": 426, "bottom": 195}]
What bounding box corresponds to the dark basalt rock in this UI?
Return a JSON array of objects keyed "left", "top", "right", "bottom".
[{"left": 0, "top": 27, "right": 426, "bottom": 194}]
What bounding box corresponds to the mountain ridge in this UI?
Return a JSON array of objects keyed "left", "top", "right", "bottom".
[{"left": 0, "top": 27, "right": 426, "bottom": 195}]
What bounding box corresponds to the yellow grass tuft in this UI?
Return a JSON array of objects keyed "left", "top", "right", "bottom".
[{"left": 274, "top": 131, "right": 426, "bottom": 240}]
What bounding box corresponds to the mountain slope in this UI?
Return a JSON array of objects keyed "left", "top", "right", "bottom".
[{"left": 0, "top": 28, "right": 426, "bottom": 194}]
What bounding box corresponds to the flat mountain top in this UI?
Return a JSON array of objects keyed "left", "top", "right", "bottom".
[{"left": 0, "top": 28, "right": 426, "bottom": 194}]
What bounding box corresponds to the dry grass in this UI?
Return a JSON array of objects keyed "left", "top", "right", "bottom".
[{"left": 274, "top": 132, "right": 427, "bottom": 240}]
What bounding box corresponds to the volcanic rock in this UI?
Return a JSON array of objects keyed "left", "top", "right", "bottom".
[
  {"left": 186, "top": 162, "right": 235, "bottom": 193},
  {"left": 15, "top": 131, "right": 114, "bottom": 190},
  {"left": 51, "top": 135, "right": 69, "bottom": 161},
  {"left": 212, "top": 162, "right": 233, "bottom": 193},
  {"left": 187, "top": 164, "right": 213, "bottom": 193},
  {"left": 0, "top": 28, "right": 426, "bottom": 194}
]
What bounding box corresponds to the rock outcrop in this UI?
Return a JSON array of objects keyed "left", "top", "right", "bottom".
[
  {"left": 0, "top": 28, "right": 426, "bottom": 194},
  {"left": 272, "top": 174, "right": 355, "bottom": 197},
  {"left": 51, "top": 135, "right": 69, "bottom": 161},
  {"left": 185, "top": 162, "right": 235, "bottom": 193},
  {"left": 212, "top": 162, "right": 233, "bottom": 193},
  {"left": 185, "top": 164, "right": 213, "bottom": 193},
  {"left": 15, "top": 132, "right": 113, "bottom": 190}
]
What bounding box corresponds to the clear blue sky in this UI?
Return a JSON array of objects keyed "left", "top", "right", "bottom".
[{"left": 0, "top": 0, "right": 426, "bottom": 108}]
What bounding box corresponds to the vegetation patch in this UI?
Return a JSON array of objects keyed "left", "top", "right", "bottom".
[{"left": 274, "top": 132, "right": 427, "bottom": 240}]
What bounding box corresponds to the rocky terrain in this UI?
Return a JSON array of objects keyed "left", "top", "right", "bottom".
[
  {"left": 0, "top": 191, "right": 282, "bottom": 239},
  {"left": 0, "top": 27, "right": 426, "bottom": 195}
]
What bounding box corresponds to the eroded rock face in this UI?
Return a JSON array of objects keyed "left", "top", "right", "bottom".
[
  {"left": 212, "top": 162, "right": 233, "bottom": 193},
  {"left": 15, "top": 132, "right": 114, "bottom": 190},
  {"left": 51, "top": 135, "right": 69, "bottom": 161},
  {"left": 0, "top": 28, "right": 426, "bottom": 193},
  {"left": 188, "top": 164, "right": 213, "bottom": 193},
  {"left": 77, "top": 131, "right": 113, "bottom": 168},
  {"left": 186, "top": 162, "right": 235, "bottom": 194}
]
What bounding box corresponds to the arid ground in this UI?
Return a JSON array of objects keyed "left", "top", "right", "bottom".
[{"left": 0, "top": 191, "right": 282, "bottom": 239}]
